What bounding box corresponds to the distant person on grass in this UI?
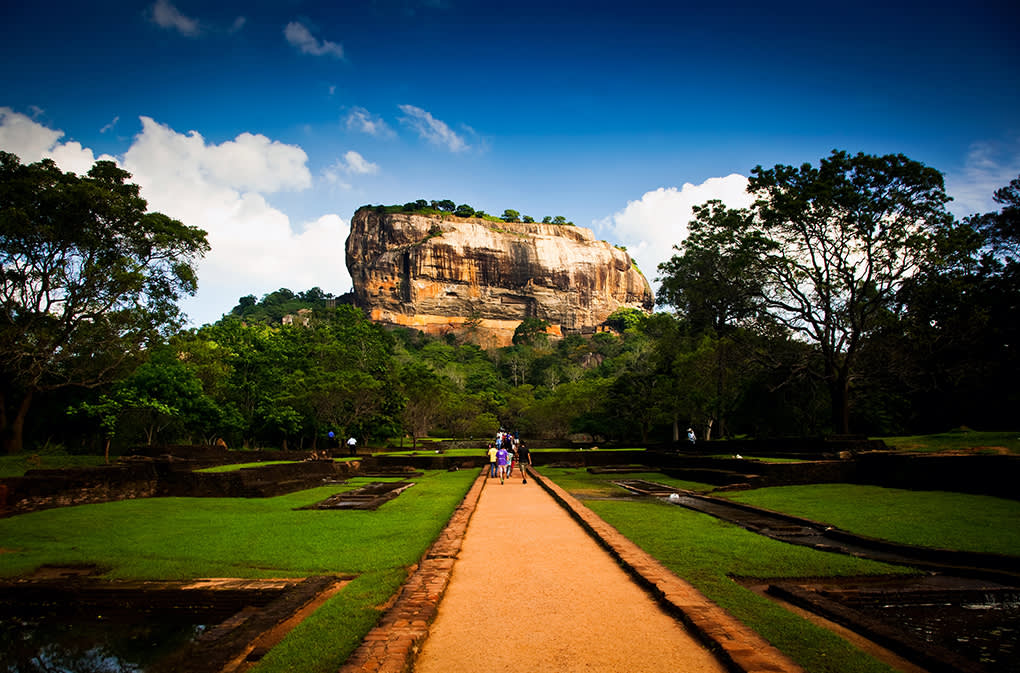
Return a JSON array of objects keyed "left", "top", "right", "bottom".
[{"left": 347, "top": 436, "right": 357, "bottom": 455}]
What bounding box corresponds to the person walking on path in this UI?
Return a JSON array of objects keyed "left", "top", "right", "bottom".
[
  {"left": 496, "top": 444, "right": 509, "bottom": 484},
  {"left": 518, "top": 442, "right": 531, "bottom": 483},
  {"left": 413, "top": 470, "right": 728, "bottom": 673},
  {"left": 506, "top": 442, "right": 517, "bottom": 478},
  {"left": 487, "top": 443, "right": 498, "bottom": 478}
]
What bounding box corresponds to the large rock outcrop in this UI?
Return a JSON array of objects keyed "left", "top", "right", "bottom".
[{"left": 345, "top": 208, "right": 653, "bottom": 347}]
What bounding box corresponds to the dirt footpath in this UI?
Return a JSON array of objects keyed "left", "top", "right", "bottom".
[{"left": 412, "top": 470, "right": 727, "bottom": 673}]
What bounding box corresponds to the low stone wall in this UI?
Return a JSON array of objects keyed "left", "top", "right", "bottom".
[
  {"left": 855, "top": 452, "right": 1020, "bottom": 500},
  {"left": 3, "top": 445, "right": 1015, "bottom": 517},
  {"left": 655, "top": 436, "right": 887, "bottom": 459},
  {"left": 158, "top": 460, "right": 355, "bottom": 498},
  {"left": 2, "top": 463, "right": 162, "bottom": 515},
  {"left": 1, "top": 459, "right": 357, "bottom": 516}
]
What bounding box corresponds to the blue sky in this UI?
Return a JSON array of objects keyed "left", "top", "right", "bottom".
[{"left": 2, "top": 0, "right": 1018, "bottom": 327}]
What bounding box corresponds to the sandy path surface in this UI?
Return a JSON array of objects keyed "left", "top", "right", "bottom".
[{"left": 412, "top": 471, "right": 727, "bottom": 673}]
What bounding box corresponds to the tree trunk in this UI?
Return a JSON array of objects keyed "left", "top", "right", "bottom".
[
  {"left": 1, "top": 390, "right": 33, "bottom": 455},
  {"left": 830, "top": 375, "right": 851, "bottom": 435}
]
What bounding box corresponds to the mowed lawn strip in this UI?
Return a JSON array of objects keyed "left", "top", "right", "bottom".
[
  {"left": 0, "top": 469, "right": 477, "bottom": 673},
  {"left": 720, "top": 483, "right": 1020, "bottom": 556},
  {"left": 540, "top": 467, "right": 915, "bottom": 673}
]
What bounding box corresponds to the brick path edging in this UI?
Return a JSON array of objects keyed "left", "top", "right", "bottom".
[
  {"left": 529, "top": 468, "right": 805, "bottom": 673},
  {"left": 336, "top": 468, "right": 488, "bottom": 673}
]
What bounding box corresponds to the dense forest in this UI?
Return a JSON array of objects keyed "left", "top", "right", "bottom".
[{"left": 2, "top": 150, "right": 1017, "bottom": 455}]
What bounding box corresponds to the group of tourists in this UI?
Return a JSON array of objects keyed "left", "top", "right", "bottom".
[{"left": 486, "top": 431, "right": 531, "bottom": 485}]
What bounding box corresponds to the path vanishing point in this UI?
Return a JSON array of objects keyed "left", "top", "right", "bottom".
[{"left": 339, "top": 467, "right": 804, "bottom": 673}]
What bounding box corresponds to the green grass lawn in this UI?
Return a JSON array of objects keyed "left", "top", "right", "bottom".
[
  {"left": 881, "top": 428, "right": 1020, "bottom": 454},
  {"left": 539, "top": 466, "right": 716, "bottom": 496},
  {"left": 0, "top": 452, "right": 109, "bottom": 478},
  {"left": 720, "top": 483, "right": 1020, "bottom": 556},
  {"left": 540, "top": 467, "right": 917, "bottom": 673},
  {"left": 196, "top": 460, "right": 301, "bottom": 472},
  {"left": 0, "top": 469, "right": 477, "bottom": 673}
]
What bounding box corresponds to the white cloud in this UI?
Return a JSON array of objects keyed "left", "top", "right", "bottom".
[
  {"left": 945, "top": 139, "right": 1020, "bottom": 218},
  {"left": 0, "top": 107, "right": 116, "bottom": 174},
  {"left": 149, "top": 0, "right": 201, "bottom": 37},
  {"left": 284, "top": 21, "right": 344, "bottom": 58},
  {"left": 321, "top": 163, "right": 353, "bottom": 190},
  {"left": 100, "top": 116, "right": 119, "bottom": 134},
  {"left": 398, "top": 104, "right": 468, "bottom": 152},
  {"left": 229, "top": 16, "right": 246, "bottom": 33},
  {"left": 597, "top": 174, "right": 753, "bottom": 294},
  {"left": 321, "top": 151, "right": 378, "bottom": 189},
  {"left": 0, "top": 111, "right": 350, "bottom": 327},
  {"left": 342, "top": 150, "right": 379, "bottom": 175},
  {"left": 345, "top": 107, "right": 394, "bottom": 138}
]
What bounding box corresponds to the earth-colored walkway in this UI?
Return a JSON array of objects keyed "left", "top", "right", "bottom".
[
  {"left": 413, "top": 471, "right": 725, "bottom": 673},
  {"left": 338, "top": 467, "right": 803, "bottom": 673}
]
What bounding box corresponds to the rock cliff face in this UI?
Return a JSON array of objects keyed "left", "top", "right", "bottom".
[{"left": 346, "top": 208, "right": 654, "bottom": 348}]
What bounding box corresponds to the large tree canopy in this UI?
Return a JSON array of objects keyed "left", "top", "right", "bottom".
[
  {"left": 0, "top": 152, "right": 209, "bottom": 452},
  {"left": 746, "top": 150, "right": 955, "bottom": 433},
  {"left": 656, "top": 200, "right": 764, "bottom": 334}
]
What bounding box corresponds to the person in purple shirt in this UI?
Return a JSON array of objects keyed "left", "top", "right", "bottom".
[{"left": 496, "top": 444, "right": 509, "bottom": 484}]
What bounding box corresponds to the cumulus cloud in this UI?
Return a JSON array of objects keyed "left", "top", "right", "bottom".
[
  {"left": 149, "top": 0, "right": 201, "bottom": 37},
  {"left": 398, "top": 104, "right": 468, "bottom": 152},
  {"left": 284, "top": 21, "right": 344, "bottom": 58},
  {"left": 341, "top": 150, "right": 379, "bottom": 175},
  {"left": 597, "top": 174, "right": 754, "bottom": 295},
  {"left": 0, "top": 111, "right": 350, "bottom": 327},
  {"left": 321, "top": 151, "right": 378, "bottom": 190},
  {"left": 345, "top": 107, "right": 395, "bottom": 138},
  {"left": 0, "top": 107, "right": 116, "bottom": 174},
  {"left": 945, "top": 139, "right": 1020, "bottom": 218}
]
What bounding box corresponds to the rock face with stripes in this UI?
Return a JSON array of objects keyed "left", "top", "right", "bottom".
[{"left": 345, "top": 207, "right": 653, "bottom": 347}]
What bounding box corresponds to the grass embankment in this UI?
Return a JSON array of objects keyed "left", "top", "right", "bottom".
[
  {"left": 196, "top": 460, "right": 299, "bottom": 472},
  {"left": 0, "top": 469, "right": 478, "bottom": 673},
  {"left": 538, "top": 464, "right": 1015, "bottom": 673},
  {"left": 0, "top": 452, "right": 108, "bottom": 478},
  {"left": 721, "top": 484, "right": 1020, "bottom": 556},
  {"left": 881, "top": 428, "right": 1020, "bottom": 454}
]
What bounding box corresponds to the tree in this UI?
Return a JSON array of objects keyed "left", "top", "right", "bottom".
[
  {"left": 501, "top": 209, "right": 521, "bottom": 223},
  {"left": 656, "top": 200, "right": 764, "bottom": 334},
  {"left": 512, "top": 318, "right": 550, "bottom": 346},
  {"left": 746, "top": 150, "right": 954, "bottom": 433},
  {"left": 0, "top": 153, "right": 209, "bottom": 453},
  {"left": 878, "top": 173, "right": 1020, "bottom": 431},
  {"left": 454, "top": 204, "right": 476, "bottom": 218},
  {"left": 398, "top": 362, "right": 445, "bottom": 449}
]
